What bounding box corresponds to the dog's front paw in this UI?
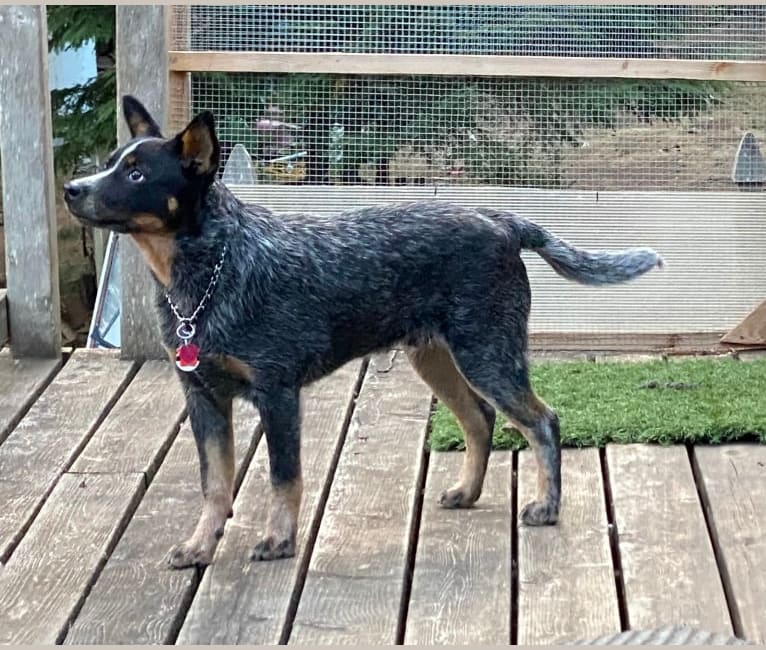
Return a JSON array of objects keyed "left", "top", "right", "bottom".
[
  {"left": 166, "top": 539, "right": 217, "bottom": 569},
  {"left": 519, "top": 500, "right": 558, "bottom": 526},
  {"left": 251, "top": 534, "right": 296, "bottom": 562},
  {"left": 439, "top": 485, "right": 480, "bottom": 509}
]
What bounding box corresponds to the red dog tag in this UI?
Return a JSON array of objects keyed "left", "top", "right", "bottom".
[{"left": 176, "top": 343, "right": 200, "bottom": 372}]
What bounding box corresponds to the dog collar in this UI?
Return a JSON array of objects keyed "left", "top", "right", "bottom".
[{"left": 164, "top": 243, "right": 227, "bottom": 372}]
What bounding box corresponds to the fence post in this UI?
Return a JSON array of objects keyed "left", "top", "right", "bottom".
[
  {"left": 0, "top": 6, "right": 62, "bottom": 359},
  {"left": 115, "top": 5, "right": 168, "bottom": 360}
]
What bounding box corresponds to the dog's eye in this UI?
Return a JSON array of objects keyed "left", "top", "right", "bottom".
[{"left": 128, "top": 168, "right": 144, "bottom": 183}]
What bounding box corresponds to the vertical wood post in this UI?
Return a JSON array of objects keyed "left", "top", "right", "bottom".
[
  {"left": 116, "top": 5, "right": 168, "bottom": 360},
  {"left": 168, "top": 5, "right": 191, "bottom": 133},
  {"left": 0, "top": 6, "right": 61, "bottom": 359}
]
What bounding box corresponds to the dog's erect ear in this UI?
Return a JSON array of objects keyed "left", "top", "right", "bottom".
[
  {"left": 172, "top": 111, "right": 220, "bottom": 176},
  {"left": 122, "top": 95, "right": 163, "bottom": 138}
]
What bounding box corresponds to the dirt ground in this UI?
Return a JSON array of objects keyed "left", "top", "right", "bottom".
[{"left": 0, "top": 84, "right": 762, "bottom": 348}]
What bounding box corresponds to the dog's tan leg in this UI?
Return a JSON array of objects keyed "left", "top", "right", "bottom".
[
  {"left": 408, "top": 343, "right": 495, "bottom": 508},
  {"left": 168, "top": 397, "right": 235, "bottom": 568},
  {"left": 504, "top": 392, "right": 561, "bottom": 526},
  {"left": 251, "top": 477, "right": 302, "bottom": 561},
  {"left": 251, "top": 384, "right": 302, "bottom": 561}
]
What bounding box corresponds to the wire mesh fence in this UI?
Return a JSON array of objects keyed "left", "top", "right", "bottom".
[
  {"left": 167, "top": 5, "right": 766, "bottom": 192},
  {"left": 164, "top": 5, "right": 766, "bottom": 334},
  {"left": 176, "top": 74, "right": 764, "bottom": 191},
  {"left": 171, "top": 5, "right": 766, "bottom": 60}
]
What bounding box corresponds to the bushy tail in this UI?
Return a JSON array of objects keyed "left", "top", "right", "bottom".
[{"left": 479, "top": 208, "right": 664, "bottom": 286}]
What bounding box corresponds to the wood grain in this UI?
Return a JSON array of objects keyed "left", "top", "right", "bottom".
[
  {"left": 0, "top": 349, "right": 61, "bottom": 446},
  {"left": 169, "top": 51, "right": 766, "bottom": 82},
  {"left": 517, "top": 448, "right": 620, "bottom": 644},
  {"left": 0, "top": 289, "right": 7, "bottom": 348},
  {"left": 0, "top": 473, "right": 146, "bottom": 644},
  {"left": 0, "top": 350, "right": 135, "bottom": 561},
  {"left": 694, "top": 444, "right": 766, "bottom": 643},
  {"left": 0, "top": 6, "right": 61, "bottom": 357},
  {"left": 70, "top": 361, "right": 186, "bottom": 479},
  {"left": 289, "top": 352, "right": 432, "bottom": 645},
  {"left": 404, "top": 450, "right": 512, "bottom": 645},
  {"left": 63, "top": 398, "right": 260, "bottom": 644},
  {"left": 177, "top": 361, "right": 362, "bottom": 644},
  {"left": 607, "top": 444, "right": 731, "bottom": 634},
  {"left": 116, "top": 6, "right": 168, "bottom": 361}
]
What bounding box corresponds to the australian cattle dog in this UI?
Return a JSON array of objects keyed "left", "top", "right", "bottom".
[{"left": 64, "top": 96, "right": 663, "bottom": 568}]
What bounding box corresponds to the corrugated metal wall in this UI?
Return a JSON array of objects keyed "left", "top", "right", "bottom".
[{"left": 229, "top": 185, "right": 766, "bottom": 334}]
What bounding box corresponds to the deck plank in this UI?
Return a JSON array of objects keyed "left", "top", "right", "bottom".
[
  {"left": 694, "top": 443, "right": 766, "bottom": 643},
  {"left": 404, "top": 451, "right": 512, "bottom": 645},
  {"left": 517, "top": 448, "right": 620, "bottom": 644},
  {"left": 0, "top": 349, "right": 135, "bottom": 561},
  {"left": 289, "top": 352, "right": 432, "bottom": 645},
  {"left": 177, "top": 361, "right": 362, "bottom": 644},
  {"left": 0, "top": 473, "right": 145, "bottom": 644},
  {"left": 70, "top": 360, "right": 186, "bottom": 478},
  {"left": 63, "top": 398, "right": 260, "bottom": 644},
  {"left": 0, "top": 348, "right": 61, "bottom": 445},
  {"left": 607, "top": 444, "right": 731, "bottom": 634}
]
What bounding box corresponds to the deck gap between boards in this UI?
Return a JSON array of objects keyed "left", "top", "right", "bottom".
[
  {"left": 510, "top": 449, "right": 519, "bottom": 645},
  {"left": 599, "top": 446, "right": 630, "bottom": 632},
  {"left": 686, "top": 444, "right": 744, "bottom": 639},
  {"left": 279, "top": 357, "right": 370, "bottom": 644},
  {"left": 0, "top": 358, "right": 141, "bottom": 564},
  {"left": 165, "top": 418, "right": 265, "bottom": 644},
  {"left": 395, "top": 394, "right": 434, "bottom": 645},
  {"left": 57, "top": 473, "right": 147, "bottom": 644}
]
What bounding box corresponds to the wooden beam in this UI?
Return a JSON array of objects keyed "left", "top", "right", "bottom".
[
  {"left": 529, "top": 331, "right": 728, "bottom": 354},
  {"left": 169, "top": 51, "right": 766, "bottom": 82},
  {"left": 0, "top": 6, "right": 61, "bottom": 358},
  {"left": 116, "top": 6, "right": 168, "bottom": 360}
]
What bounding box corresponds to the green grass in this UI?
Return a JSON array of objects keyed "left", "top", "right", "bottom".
[{"left": 429, "top": 357, "right": 766, "bottom": 451}]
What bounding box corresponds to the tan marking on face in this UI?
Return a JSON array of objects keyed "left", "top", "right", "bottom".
[
  {"left": 167, "top": 196, "right": 179, "bottom": 214},
  {"left": 125, "top": 154, "right": 137, "bottom": 166},
  {"left": 131, "top": 213, "right": 168, "bottom": 234},
  {"left": 130, "top": 231, "right": 175, "bottom": 287}
]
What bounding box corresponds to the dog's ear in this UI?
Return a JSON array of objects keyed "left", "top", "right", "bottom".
[
  {"left": 122, "top": 95, "right": 163, "bottom": 138},
  {"left": 171, "top": 111, "right": 220, "bottom": 177}
]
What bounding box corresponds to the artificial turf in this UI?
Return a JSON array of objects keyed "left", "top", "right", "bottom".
[{"left": 428, "top": 357, "right": 766, "bottom": 451}]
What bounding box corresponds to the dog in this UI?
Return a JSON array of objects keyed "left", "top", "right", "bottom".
[{"left": 64, "top": 96, "right": 663, "bottom": 568}]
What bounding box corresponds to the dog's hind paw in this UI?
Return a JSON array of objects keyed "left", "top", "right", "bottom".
[
  {"left": 519, "top": 500, "right": 559, "bottom": 526},
  {"left": 166, "top": 540, "right": 216, "bottom": 569},
  {"left": 251, "top": 535, "right": 296, "bottom": 562}
]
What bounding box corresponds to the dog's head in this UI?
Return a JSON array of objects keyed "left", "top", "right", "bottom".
[{"left": 64, "top": 96, "right": 220, "bottom": 235}]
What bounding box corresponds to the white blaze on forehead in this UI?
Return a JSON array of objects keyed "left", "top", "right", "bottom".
[{"left": 71, "top": 138, "right": 153, "bottom": 186}]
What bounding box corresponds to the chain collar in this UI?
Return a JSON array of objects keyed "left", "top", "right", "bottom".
[{"left": 165, "top": 243, "right": 227, "bottom": 349}]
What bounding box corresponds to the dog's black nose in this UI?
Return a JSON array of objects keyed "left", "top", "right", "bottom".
[{"left": 63, "top": 182, "right": 81, "bottom": 201}]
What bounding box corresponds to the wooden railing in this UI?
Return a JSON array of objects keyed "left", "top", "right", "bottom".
[{"left": 0, "top": 6, "right": 61, "bottom": 359}]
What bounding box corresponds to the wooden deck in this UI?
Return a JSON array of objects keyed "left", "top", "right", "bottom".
[{"left": 0, "top": 347, "right": 764, "bottom": 645}]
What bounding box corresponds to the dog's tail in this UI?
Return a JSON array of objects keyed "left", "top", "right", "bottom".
[{"left": 480, "top": 208, "right": 664, "bottom": 286}]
